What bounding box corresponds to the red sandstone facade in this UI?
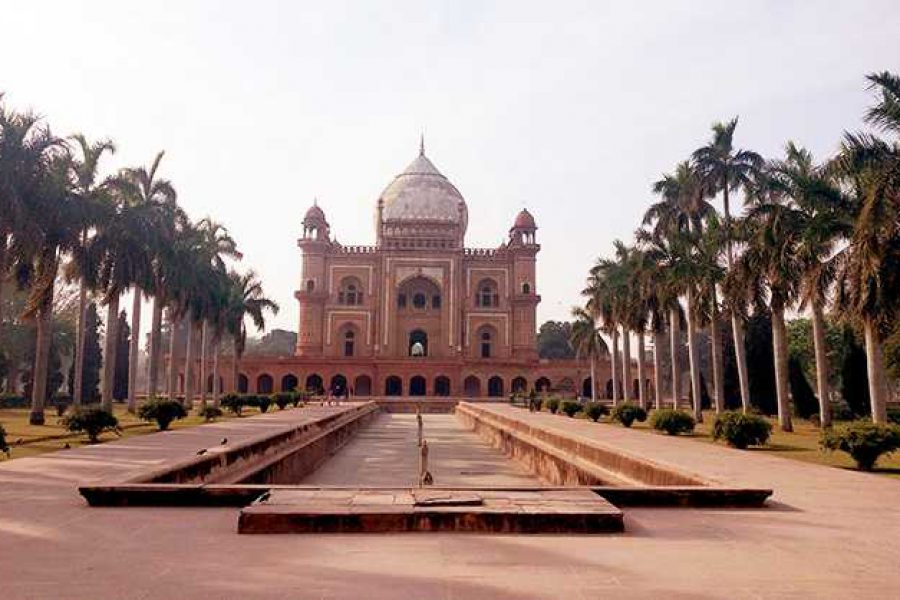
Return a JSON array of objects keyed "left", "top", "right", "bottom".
[{"left": 186, "top": 142, "right": 650, "bottom": 399}]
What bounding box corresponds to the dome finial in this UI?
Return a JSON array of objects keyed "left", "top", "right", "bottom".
[{"left": 419, "top": 131, "right": 425, "bottom": 156}]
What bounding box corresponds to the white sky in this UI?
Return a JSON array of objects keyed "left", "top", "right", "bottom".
[{"left": 3, "top": 0, "right": 899, "bottom": 333}]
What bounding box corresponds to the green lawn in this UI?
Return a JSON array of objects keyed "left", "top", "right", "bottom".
[
  {"left": 0, "top": 403, "right": 273, "bottom": 461},
  {"left": 548, "top": 406, "right": 900, "bottom": 478}
]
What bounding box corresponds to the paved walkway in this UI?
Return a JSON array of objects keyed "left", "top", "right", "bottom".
[
  {"left": 1, "top": 402, "right": 899, "bottom": 599},
  {"left": 301, "top": 413, "right": 537, "bottom": 486}
]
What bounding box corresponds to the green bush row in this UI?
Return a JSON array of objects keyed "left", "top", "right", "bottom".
[{"left": 220, "top": 391, "right": 308, "bottom": 416}]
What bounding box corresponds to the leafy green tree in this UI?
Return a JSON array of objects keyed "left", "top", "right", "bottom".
[
  {"left": 68, "top": 302, "right": 102, "bottom": 402},
  {"left": 536, "top": 321, "right": 574, "bottom": 359},
  {"left": 569, "top": 307, "right": 608, "bottom": 402},
  {"left": 113, "top": 310, "right": 129, "bottom": 401},
  {"left": 840, "top": 326, "right": 870, "bottom": 417},
  {"left": 789, "top": 356, "right": 819, "bottom": 419},
  {"left": 745, "top": 313, "right": 777, "bottom": 416}
]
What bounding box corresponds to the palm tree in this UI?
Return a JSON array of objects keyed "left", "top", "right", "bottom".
[
  {"left": 224, "top": 270, "right": 278, "bottom": 392},
  {"left": 693, "top": 119, "right": 764, "bottom": 413},
  {"left": 692, "top": 216, "right": 728, "bottom": 413},
  {"left": 770, "top": 142, "right": 849, "bottom": 427},
  {"left": 3, "top": 117, "right": 77, "bottom": 424},
  {"left": 112, "top": 151, "right": 179, "bottom": 403},
  {"left": 570, "top": 306, "right": 608, "bottom": 402},
  {"left": 833, "top": 72, "right": 900, "bottom": 424},
  {"left": 66, "top": 134, "right": 115, "bottom": 407}
]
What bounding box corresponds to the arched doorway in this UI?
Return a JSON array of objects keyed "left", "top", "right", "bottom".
[
  {"left": 385, "top": 375, "right": 402, "bottom": 396},
  {"left": 330, "top": 374, "right": 348, "bottom": 397},
  {"left": 410, "top": 375, "right": 426, "bottom": 396},
  {"left": 206, "top": 374, "right": 224, "bottom": 394},
  {"left": 582, "top": 377, "right": 593, "bottom": 398},
  {"left": 354, "top": 375, "right": 372, "bottom": 396},
  {"left": 257, "top": 374, "right": 274, "bottom": 394},
  {"left": 487, "top": 376, "right": 504, "bottom": 397},
  {"left": 305, "top": 373, "right": 323, "bottom": 394},
  {"left": 409, "top": 329, "right": 428, "bottom": 357},
  {"left": 238, "top": 374, "right": 248, "bottom": 393},
  {"left": 511, "top": 377, "right": 527, "bottom": 394},
  {"left": 535, "top": 377, "right": 551, "bottom": 393},
  {"left": 434, "top": 376, "right": 451, "bottom": 396},
  {"left": 281, "top": 374, "right": 299, "bottom": 392},
  {"left": 463, "top": 375, "right": 481, "bottom": 397}
]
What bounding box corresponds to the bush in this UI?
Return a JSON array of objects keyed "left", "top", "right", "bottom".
[
  {"left": 61, "top": 406, "right": 119, "bottom": 443},
  {"left": 820, "top": 421, "right": 900, "bottom": 470},
  {"left": 220, "top": 393, "right": 244, "bottom": 416},
  {"left": 0, "top": 423, "right": 8, "bottom": 455},
  {"left": 887, "top": 408, "right": 900, "bottom": 426},
  {"left": 291, "top": 391, "right": 307, "bottom": 408},
  {"left": 273, "top": 392, "right": 293, "bottom": 410},
  {"left": 584, "top": 402, "right": 608, "bottom": 422},
  {"left": 650, "top": 409, "right": 696, "bottom": 436},
  {"left": 560, "top": 400, "right": 582, "bottom": 418},
  {"left": 611, "top": 402, "right": 648, "bottom": 428},
  {"left": 256, "top": 394, "right": 272, "bottom": 413},
  {"left": 831, "top": 400, "right": 855, "bottom": 422},
  {"left": 137, "top": 398, "right": 188, "bottom": 431},
  {"left": 712, "top": 411, "right": 772, "bottom": 449},
  {"left": 543, "top": 397, "right": 560, "bottom": 414},
  {"left": 0, "top": 394, "right": 28, "bottom": 409},
  {"left": 199, "top": 405, "right": 223, "bottom": 422}
]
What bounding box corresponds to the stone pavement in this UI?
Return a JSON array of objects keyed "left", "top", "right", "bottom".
[
  {"left": 2, "top": 403, "right": 900, "bottom": 599},
  {"left": 300, "top": 413, "right": 537, "bottom": 486}
]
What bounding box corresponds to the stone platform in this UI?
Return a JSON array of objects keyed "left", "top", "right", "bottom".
[{"left": 238, "top": 487, "right": 624, "bottom": 534}]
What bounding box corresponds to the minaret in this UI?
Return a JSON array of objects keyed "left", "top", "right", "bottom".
[
  {"left": 508, "top": 208, "right": 540, "bottom": 360},
  {"left": 295, "top": 200, "right": 332, "bottom": 356}
]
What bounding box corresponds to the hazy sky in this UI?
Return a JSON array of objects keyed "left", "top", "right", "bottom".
[{"left": 3, "top": 1, "right": 899, "bottom": 333}]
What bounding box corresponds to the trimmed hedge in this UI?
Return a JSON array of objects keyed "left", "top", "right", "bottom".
[
  {"left": 0, "top": 394, "right": 28, "bottom": 409},
  {"left": 138, "top": 398, "right": 188, "bottom": 431},
  {"left": 712, "top": 411, "right": 772, "bottom": 449},
  {"left": 821, "top": 421, "right": 900, "bottom": 471},
  {"left": 584, "top": 402, "right": 608, "bottom": 422},
  {"left": 199, "top": 405, "right": 223, "bottom": 422},
  {"left": 61, "top": 406, "right": 119, "bottom": 443},
  {"left": 560, "top": 400, "right": 582, "bottom": 418},
  {"left": 611, "top": 402, "right": 647, "bottom": 428},
  {"left": 650, "top": 409, "right": 696, "bottom": 436},
  {"left": 220, "top": 393, "right": 244, "bottom": 416},
  {"left": 543, "top": 397, "right": 560, "bottom": 414}
]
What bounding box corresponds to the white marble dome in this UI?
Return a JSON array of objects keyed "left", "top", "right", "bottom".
[{"left": 378, "top": 147, "right": 468, "bottom": 232}]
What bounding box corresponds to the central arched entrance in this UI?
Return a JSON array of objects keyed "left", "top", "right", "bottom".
[
  {"left": 488, "top": 376, "right": 504, "bottom": 397},
  {"left": 305, "top": 373, "right": 323, "bottom": 395},
  {"left": 385, "top": 375, "right": 402, "bottom": 396},
  {"left": 434, "top": 376, "right": 451, "bottom": 396},
  {"left": 330, "top": 374, "right": 348, "bottom": 396},
  {"left": 409, "top": 375, "right": 426, "bottom": 396},
  {"left": 463, "top": 375, "right": 481, "bottom": 397}
]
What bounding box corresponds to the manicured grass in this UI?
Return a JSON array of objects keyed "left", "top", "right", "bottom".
[
  {"left": 0, "top": 403, "right": 277, "bottom": 461},
  {"left": 527, "top": 404, "right": 900, "bottom": 478}
]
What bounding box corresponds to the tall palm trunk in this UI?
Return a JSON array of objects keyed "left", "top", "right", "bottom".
[
  {"left": 127, "top": 288, "right": 141, "bottom": 413},
  {"left": 183, "top": 313, "right": 195, "bottom": 410},
  {"left": 212, "top": 338, "right": 221, "bottom": 407},
  {"left": 653, "top": 330, "right": 664, "bottom": 410},
  {"left": 723, "top": 184, "right": 752, "bottom": 413},
  {"left": 771, "top": 306, "right": 793, "bottom": 432},
  {"left": 0, "top": 237, "right": 6, "bottom": 358},
  {"left": 610, "top": 328, "right": 620, "bottom": 403},
  {"left": 811, "top": 301, "right": 831, "bottom": 427},
  {"left": 147, "top": 296, "right": 163, "bottom": 397},
  {"left": 29, "top": 294, "right": 55, "bottom": 426},
  {"left": 198, "top": 321, "right": 208, "bottom": 409},
  {"left": 101, "top": 294, "right": 120, "bottom": 412},
  {"left": 73, "top": 278, "right": 88, "bottom": 406},
  {"left": 686, "top": 289, "right": 703, "bottom": 423},
  {"left": 863, "top": 318, "right": 887, "bottom": 424},
  {"left": 232, "top": 335, "right": 242, "bottom": 393},
  {"left": 636, "top": 331, "right": 646, "bottom": 409},
  {"left": 710, "top": 296, "right": 725, "bottom": 414},
  {"left": 166, "top": 310, "right": 180, "bottom": 402},
  {"left": 669, "top": 306, "right": 681, "bottom": 410},
  {"left": 589, "top": 354, "right": 597, "bottom": 403},
  {"left": 621, "top": 327, "right": 632, "bottom": 402}
]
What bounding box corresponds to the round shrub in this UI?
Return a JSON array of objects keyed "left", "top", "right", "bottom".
[
  {"left": 138, "top": 397, "right": 188, "bottom": 431},
  {"left": 650, "top": 409, "right": 696, "bottom": 436},
  {"left": 560, "top": 400, "right": 582, "bottom": 418},
  {"left": 256, "top": 395, "right": 272, "bottom": 413},
  {"left": 0, "top": 423, "right": 9, "bottom": 456},
  {"left": 199, "top": 405, "right": 223, "bottom": 422},
  {"left": 820, "top": 421, "right": 900, "bottom": 471},
  {"left": 543, "top": 397, "right": 560, "bottom": 414},
  {"left": 220, "top": 393, "right": 244, "bottom": 416},
  {"left": 712, "top": 411, "right": 772, "bottom": 449},
  {"left": 273, "top": 392, "right": 293, "bottom": 410},
  {"left": 584, "top": 402, "right": 608, "bottom": 422},
  {"left": 61, "top": 406, "right": 119, "bottom": 443},
  {"left": 611, "top": 402, "right": 648, "bottom": 428}
]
